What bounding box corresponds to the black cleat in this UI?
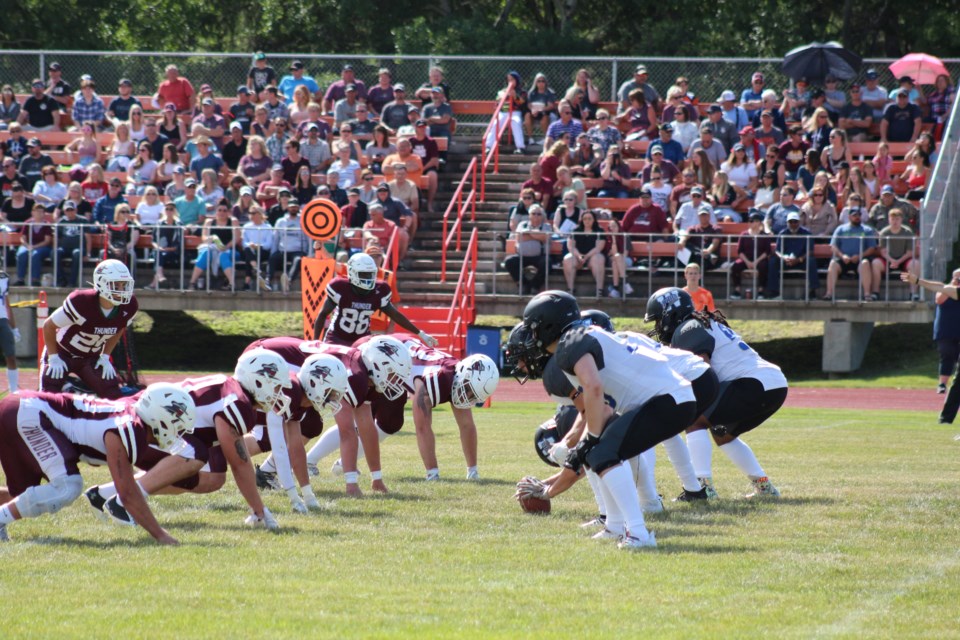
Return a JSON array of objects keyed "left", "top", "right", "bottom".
[
  {"left": 673, "top": 487, "right": 710, "bottom": 502},
  {"left": 104, "top": 496, "right": 136, "bottom": 527},
  {"left": 85, "top": 486, "right": 106, "bottom": 514},
  {"left": 255, "top": 464, "right": 280, "bottom": 491}
]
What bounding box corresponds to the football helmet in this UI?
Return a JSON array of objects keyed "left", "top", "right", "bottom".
[
  {"left": 503, "top": 322, "right": 548, "bottom": 383},
  {"left": 299, "top": 353, "right": 349, "bottom": 418},
  {"left": 135, "top": 383, "right": 196, "bottom": 450},
  {"left": 234, "top": 348, "right": 293, "bottom": 415},
  {"left": 644, "top": 287, "right": 695, "bottom": 343},
  {"left": 359, "top": 336, "right": 412, "bottom": 401},
  {"left": 451, "top": 354, "right": 499, "bottom": 409},
  {"left": 347, "top": 253, "right": 378, "bottom": 292},
  {"left": 581, "top": 309, "right": 614, "bottom": 332},
  {"left": 534, "top": 406, "right": 578, "bottom": 467},
  {"left": 522, "top": 290, "right": 581, "bottom": 353},
  {"left": 93, "top": 259, "right": 135, "bottom": 305}
]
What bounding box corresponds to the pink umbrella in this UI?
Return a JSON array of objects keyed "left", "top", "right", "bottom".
[{"left": 889, "top": 53, "right": 950, "bottom": 85}]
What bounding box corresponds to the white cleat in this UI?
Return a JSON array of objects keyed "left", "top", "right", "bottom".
[
  {"left": 591, "top": 528, "right": 624, "bottom": 541},
  {"left": 618, "top": 530, "right": 657, "bottom": 550},
  {"left": 425, "top": 470, "right": 440, "bottom": 481},
  {"left": 746, "top": 476, "right": 780, "bottom": 499},
  {"left": 307, "top": 463, "right": 319, "bottom": 478},
  {"left": 330, "top": 459, "right": 344, "bottom": 477},
  {"left": 466, "top": 469, "right": 480, "bottom": 481},
  {"left": 580, "top": 516, "right": 606, "bottom": 529},
  {"left": 642, "top": 497, "right": 665, "bottom": 514}
]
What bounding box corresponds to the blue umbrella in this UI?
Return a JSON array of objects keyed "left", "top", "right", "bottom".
[{"left": 782, "top": 41, "right": 862, "bottom": 83}]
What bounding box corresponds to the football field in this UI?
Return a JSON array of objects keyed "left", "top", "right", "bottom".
[{"left": 1, "top": 401, "right": 958, "bottom": 639}]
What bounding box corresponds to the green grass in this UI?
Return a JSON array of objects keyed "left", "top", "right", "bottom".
[{"left": 2, "top": 402, "right": 958, "bottom": 638}]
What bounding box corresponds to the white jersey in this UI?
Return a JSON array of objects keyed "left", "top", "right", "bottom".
[
  {"left": 702, "top": 322, "right": 786, "bottom": 390},
  {"left": 616, "top": 330, "right": 711, "bottom": 382},
  {"left": 554, "top": 325, "right": 694, "bottom": 411}
]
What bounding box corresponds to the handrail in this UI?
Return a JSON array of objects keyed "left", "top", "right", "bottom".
[
  {"left": 440, "top": 157, "right": 477, "bottom": 282},
  {"left": 381, "top": 225, "right": 400, "bottom": 273},
  {"left": 444, "top": 227, "right": 478, "bottom": 356}
]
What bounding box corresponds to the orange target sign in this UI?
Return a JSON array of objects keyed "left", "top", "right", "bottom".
[{"left": 300, "top": 198, "right": 342, "bottom": 241}]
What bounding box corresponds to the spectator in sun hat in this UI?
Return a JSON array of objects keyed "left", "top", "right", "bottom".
[
  {"left": 324, "top": 64, "right": 367, "bottom": 114},
  {"left": 278, "top": 60, "right": 320, "bottom": 105},
  {"left": 247, "top": 51, "right": 278, "bottom": 100}
]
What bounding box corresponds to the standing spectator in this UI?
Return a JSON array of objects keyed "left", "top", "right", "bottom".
[
  {"left": 72, "top": 79, "right": 108, "bottom": 130},
  {"left": 422, "top": 87, "right": 454, "bottom": 143},
  {"left": 872, "top": 208, "right": 919, "bottom": 301},
  {"left": 43, "top": 61, "right": 72, "bottom": 115},
  {"left": 562, "top": 209, "right": 606, "bottom": 296},
  {"left": 367, "top": 68, "right": 395, "bottom": 116},
  {"left": 484, "top": 72, "right": 527, "bottom": 155},
  {"left": 238, "top": 135, "right": 273, "bottom": 186},
  {"left": 823, "top": 208, "right": 879, "bottom": 301},
  {"left": 0, "top": 86, "right": 22, "bottom": 130},
  {"left": 323, "top": 64, "right": 367, "bottom": 114},
  {"left": 31, "top": 166, "right": 67, "bottom": 212},
  {"left": 881, "top": 89, "right": 922, "bottom": 143},
  {"left": 380, "top": 84, "right": 415, "bottom": 132},
  {"left": 504, "top": 205, "right": 550, "bottom": 294},
  {"left": 617, "top": 64, "right": 660, "bottom": 112},
  {"left": 153, "top": 65, "right": 194, "bottom": 116},
  {"left": 764, "top": 186, "right": 800, "bottom": 235},
  {"left": 247, "top": 52, "right": 277, "bottom": 99},
  {"left": 683, "top": 263, "right": 716, "bottom": 311},
  {"left": 107, "top": 78, "right": 141, "bottom": 123},
  {"left": 222, "top": 122, "right": 248, "bottom": 172},
  {"left": 240, "top": 205, "right": 274, "bottom": 290},
  {"left": 860, "top": 69, "right": 889, "bottom": 120},
  {"left": 915, "top": 268, "right": 960, "bottom": 400},
  {"left": 54, "top": 200, "right": 89, "bottom": 287},
  {"left": 688, "top": 123, "right": 727, "bottom": 168},
  {"left": 741, "top": 72, "right": 767, "bottom": 119},
  {"left": 838, "top": 85, "right": 873, "bottom": 142},
  {"left": 17, "top": 138, "right": 54, "bottom": 191},
  {"left": 718, "top": 90, "right": 750, "bottom": 131},
  {"left": 728, "top": 210, "right": 773, "bottom": 299},
  {"left": 409, "top": 121, "right": 440, "bottom": 211},
  {"left": 767, "top": 211, "right": 818, "bottom": 300},
  {"left": 18, "top": 80, "right": 61, "bottom": 131},
  {"left": 300, "top": 124, "right": 332, "bottom": 172},
  {"left": 15, "top": 204, "right": 53, "bottom": 286},
  {"left": 279, "top": 60, "right": 321, "bottom": 105},
  {"left": 189, "top": 136, "right": 225, "bottom": 183},
  {"left": 146, "top": 202, "right": 183, "bottom": 290},
  {"left": 230, "top": 86, "right": 256, "bottom": 134}
]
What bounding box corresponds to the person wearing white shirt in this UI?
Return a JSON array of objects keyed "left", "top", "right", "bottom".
[{"left": 241, "top": 206, "right": 274, "bottom": 291}]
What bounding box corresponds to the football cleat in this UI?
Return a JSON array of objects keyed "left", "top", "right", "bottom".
[
  {"left": 580, "top": 515, "right": 607, "bottom": 529},
  {"left": 330, "top": 458, "right": 344, "bottom": 477},
  {"left": 466, "top": 469, "right": 480, "bottom": 481},
  {"left": 698, "top": 476, "right": 719, "bottom": 499},
  {"left": 255, "top": 465, "right": 281, "bottom": 491},
  {"left": 591, "top": 527, "right": 623, "bottom": 541},
  {"left": 642, "top": 496, "right": 665, "bottom": 513},
  {"left": 425, "top": 469, "right": 440, "bottom": 481},
  {"left": 746, "top": 476, "right": 780, "bottom": 499},
  {"left": 103, "top": 496, "right": 136, "bottom": 527},
  {"left": 307, "top": 463, "right": 319, "bottom": 478},
  {"left": 618, "top": 530, "right": 657, "bottom": 550},
  {"left": 85, "top": 485, "right": 107, "bottom": 516},
  {"left": 673, "top": 487, "right": 709, "bottom": 502},
  {"left": 0, "top": 523, "right": 8, "bottom": 542}
]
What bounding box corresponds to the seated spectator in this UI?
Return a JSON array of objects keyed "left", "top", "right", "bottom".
[
  {"left": 190, "top": 202, "right": 240, "bottom": 290},
  {"left": 881, "top": 90, "right": 921, "bottom": 143},
  {"left": 679, "top": 207, "right": 722, "bottom": 271},
  {"left": 323, "top": 64, "right": 366, "bottom": 114},
  {"left": 646, "top": 123, "right": 686, "bottom": 167},
  {"left": 373, "top": 183, "right": 416, "bottom": 245},
  {"left": 363, "top": 201, "right": 408, "bottom": 263},
  {"left": 873, "top": 207, "right": 920, "bottom": 301},
  {"left": 569, "top": 134, "right": 601, "bottom": 178},
  {"left": 289, "top": 165, "right": 314, "bottom": 206},
  {"left": 322, "top": 175, "right": 348, "bottom": 208},
  {"left": 508, "top": 189, "right": 535, "bottom": 232},
  {"left": 718, "top": 89, "right": 750, "bottom": 131},
  {"left": 289, "top": 86, "right": 313, "bottom": 126},
  {"left": 804, "top": 106, "right": 833, "bottom": 154},
  {"left": 750, "top": 91, "right": 787, "bottom": 131},
  {"left": 197, "top": 168, "right": 224, "bottom": 215},
  {"left": 705, "top": 104, "right": 738, "bottom": 152},
  {"left": 422, "top": 87, "right": 454, "bottom": 142},
  {"left": 18, "top": 80, "right": 61, "bottom": 131},
  {"left": 164, "top": 166, "right": 188, "bottom": 200},
  {"left": 521, "top": 163, "right": 553, "bottom": 210},
  {"left": 757, "top": 145, "right": 786, "bottom": 190},
  {"left": 381, "top": 84, "right": 415, "bottom": 132},
  {"left": 869, "top": 184, "right": 919, "bottom": 230},
  {"left": 125, "top": 142, "right": 158, "bottom": 195},
  {"left": 238, "top": 135, "right": 273, "bottom": 186},
  {"left": 802, "top": 187, "right": 838, "bottom": 237},
  {"left": 904, "top": 131, "right": 938, "bottom": 167},
  {"left": 564, "top": 68, "right": 600, "bottom": 120},
  {"left": 778, "top": 126, "right": 810, "bottom": 181},
  {"left": 4, "top": 123, "right": 28, "bottom": 163},
  {"left": 231, "top": 185, "right": 257, "bottom": 224},
  {"left": 329, "top": 146, "right": 362, "bottom": 189},
  {"left": 683, "top": 262, "right": 716, "bottom": 311},
  {"left": 622, "top": 188, "right": 670, "bottom": 240},
  {"left": 741, "top": 72, "right": 767, "bottom": 120},
  {"left": 688, "top": 123, "right": 727, "bottom": 169},
  {"left": 670, "top": 170, "right": 701, "bottom": 219},
  {"left": 820, "top": 129, "right": 852, "bottom": 176},
  {"left": 640, "top": 144, "right": 679, "bottom": 184},
  {"left": 239, "top": 205, "right": 273, "bottom": 290},
  {"left": 617, "top": 64, "right": 660, "bottom": 112},
  {"left": 92, "top": 177, "right": 127, "bottom": 225},
  {"left": 366, "top": 68, "right": 395, "bottom": 116},
  {"left": 357, "top": 169, "right": 378, "bottom": 204},
  {"left": 767, "top": 211, "right": 819, "bottom": 300},
  {"left": 843, "top": 166, "right": 873, "bottom": 210},
  {"left": 0, "top": 158, "right": 23, "bottom": 199},
  {"left": 279, "top": 60, "right": 321, "bottom": 105},
  {"left": 31, "top": 166, "right": 67, "bottom": 213},
  {"left": 597, "top": 145, "right": 631, "bottom": 198},
  {"left": 416, "top": 66, "right": 452, "bottom": 107},
  {"left": 174, "top": 178, "right": 205, "bottom": 231},
  {"left": 616, "top": 89, "right": 656, "bottom": 142},
  {"left": 409, "top": 121, "right": 441, "bottom": 210},
  {"left": 504, "top": 204, "right": 550, "bottom": 295},
  {"left": 281, "top": 138, "right": 311, "bottom": 185},
  {"left": 15, "top": 203, "right": 53, "bottom": 285},
  {"left": 765, "top": 186, "right": 800, "bottom": 235},
  {"left": 153, "top": 65, "right": 194, "bottom": 116},
  {"left": 261, "top": 87, "right": 290, "bottom": 123},
  {"left": 300, "top": 123, "right": 332, "bottom": 172},
  {"left": 54, "top": 200, "right": 89, "bottom": 287},
  {"left": 543, "top": 100, "right": 584, "bottom": 151},
  {"left": 823, "top": 207, "right": 879, "bottom": 300},
  {"left": 395, "top": 106, "right": 421, "bottom": 138},
  {"left": 564, "top": 89, "right": 591, "bottom": 127},
  {"left": 72, "top": 79, "right": 108, "bottom": 130},
  {"left": 889, "top": 76, "right": 924, "bottom": 107},
  {"left": 562, "top": 209, "right": 606, "bottom": 296},
  {"left": 0, "top": 85, "right": 21, "bottom": 130},
  {"left": 334, "top": 86, "right": 361, "bottom": 129},
  {"left": 665, "top": 105, "right": 699, "bottom": 156},
  {"left": 484, "top": 72, "right": 527, "bottom": 155},
  {"left": 796, "top": 148, "right": 821, "bottom": 195},
  {"left": 707, "top": 170, "right": 742, "bottom": 221},
  {"left": 222, "top": 123, "right": 248, "bottom": 172},
  {"left": 387, "top": 165, "right": 419, "bottom": 215},
  {"left": 45, "top": 62, "right": 72, "bottom": 114},
  {"left": 64, "top": 121, "right": 103, "bottom": 169},
  {"left": 753, "top": 109, "right": 785, "bottom": 150},
  {"left": 256, "top": 163, "right": 293, "bottom": 211},
  {"left": 135, "top": 186, "right": 164, "bottom": 226},
  {"left": 812, "top": 169, "right": 838, "bottom": 207},
  {"left": 552, "top": 192, "right": 581, "bottom": 236},
  {"left": 822, "top": 76, "right": 846, "bottom": 118},
  {"left": 331, "top": 124, "right": 365, "bottom": 163},
  {"left": 1, "top": 182, "right": 34, "bottom": 227},
  {"left": 64, "top": 182, "right": 92, "bottom": 219},
  {"left": 341, "top": 187, "right": 369, "bottom": 229},
  {"left": 928, "top": 74, "right": 956, "bottom": 125},
  {"left": 897, "top": 151, "right": 929, "bottom": 200},
  {"left": 81, "top": 164, "right": 109, "bottom": 204},
  {"left": 189, "top": 136, "right": 225, "bottom": 183},
  {"left": 604, "top": 217, "right": 632, "bottom": 297},
  {"left": 104, "top": 204, "right": 140, "bottom": 267},
  {"left": 108, "top": 122, "right": 136, "bottom": 171},
  {"left": 662, "top": 85, "right": 698, "bottom": 125},
  {"left": 539, "top": 141, "right": 568, "bottom": 184},
  {"left": 158, "top": 105, "right": 187, "bottom": 150},
  {"left": 382, "top": 138, "right": 423, "bottom": 181},
  {"left": 265, "top": 118, "right": 290, "bottom": 163},
  {"left": 640, "top": 169, "right": 673, "bottom": 213},
  {"left": 126, "top": 105, "right": 147, "bottom": 142},
  {"left": 781, "top": 78, "right": 811, "bottom": 121},
  {"left": 585, "top": 109, "right": 621, "bottom": 157},
  {"left": 839, "top": 84, "right": 873, "bottom": 142},
  {"left": 736, "top": 126, "right": 765, "bottom": 164},
  {"left": 525, "top": 73, "right": 558, "bottom": 145},
  {"left": 247, "top": 51, "right": 278, "bottom": 100},
  {"left": 18, "top": 138, "right": 54, "bottom": 191},
  {"left": 229, "top": 86, "right": 256, "bottom": 134},
  {"left": 552, "top": 165, "right": 586, "bottom": 210},
  {"left": 721, "top": 144, "right": 758, "bottom": 198},
  {"left": 146, "top": 202, "right": 183, "bottom": 289},
  {"left": 729, "top": 210, "right": 773, "bottom": 298}
]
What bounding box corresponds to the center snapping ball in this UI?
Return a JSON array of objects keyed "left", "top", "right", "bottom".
[{"left": 519, "top": 494, "right": 551, "bottom": 515}]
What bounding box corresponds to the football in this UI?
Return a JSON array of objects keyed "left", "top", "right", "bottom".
[{"left": 519, "top": 494, "right": 551, "bottom": 515}]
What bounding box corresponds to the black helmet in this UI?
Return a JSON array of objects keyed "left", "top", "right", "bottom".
[
  {"left": 580, "top": 309, "right": 614, "bottom": 332},
  {"left": 523, "top": 290, "right": 581, "bottom": 353},
  {"left": 533, "top": 406, "right": 578, "bottom": 467},
  {"left": 644, "top": 287, "right": 695, "bottom": 343},
  {"left": 503, "top": 322, "right": 549, "bottom": 383}
]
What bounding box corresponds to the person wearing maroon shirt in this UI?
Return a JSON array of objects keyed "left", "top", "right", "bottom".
[
  {"left": 409, "top": 120, "right": 441, "bottom": 211},
  {"left": 366, "top": 68, "right": 395, "bottom": 116},
  {"left": 729, "top": 209, "right": 775, "bottom": 299},
  {"left": 521, "top": 163, "right": 554, "bottom": 209},
  {"left": 778, "top": 125, "right": 810, "bottom": 181},
  {"left": 622, "top": 189, "right": 671, "bottom": 240},
  {"left": 323, "top": 65, "right": 368, "bottom": 115},
  {"left": 280, "top": 138, "right": 311, "bottom": 184}
]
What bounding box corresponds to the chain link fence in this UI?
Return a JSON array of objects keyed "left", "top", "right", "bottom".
[{"left": 2, "top": 50, "right": 959, "bottom": 106}]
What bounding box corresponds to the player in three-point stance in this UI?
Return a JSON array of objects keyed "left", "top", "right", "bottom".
[{"left": 0, "top": 383, "right": 195, "bottom": 544}]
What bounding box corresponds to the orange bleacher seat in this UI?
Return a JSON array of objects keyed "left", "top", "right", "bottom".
[{"left": 586, "top": 197, "right": 633, "bottom": 212}]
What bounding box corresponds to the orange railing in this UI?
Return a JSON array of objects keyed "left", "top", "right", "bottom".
[
  {"left": 444, "top": 227, "right": 479, "bottom": 356},
  {"left": 479, "top": 82, "right": 515, "bottom": 202},
  {"left": 440, "top": 157, "right": 477, "bottom": 282}
]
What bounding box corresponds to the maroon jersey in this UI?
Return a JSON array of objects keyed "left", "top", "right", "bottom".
[
  {"left": 394, "top": 334, "right": 457, "bottom": 407},
  {"left": 255, "top": 337, "right": 371, "bottom": 408},
  {"left": 50, "top": 289, "right": 139, "bottom": 359},
  {"left": 323, "top": 277, "right": 392, "bottom": 345},
  {"left": 179, "top": 375, "right": 258, "bottom": 446}
]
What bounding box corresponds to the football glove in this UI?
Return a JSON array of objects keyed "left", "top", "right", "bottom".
[
  {"left": 244, "top": 507, "right": 280, "bottom": 531},
  {"left": 418, "top": 331, "right": 439, "bottom": 348},
  {"left": 515, "top": 476, "right": 549, "bottom": 500},
  {"left": 287, "top": 487, "right": 307, "bottom": 514},
  {"left": 95, "top": 355, "right": 116, "bottom": 380},
  {"left": 548, "top": 442, "right": 569, "bottom": 466},
  {"left": 301, "top": 485, "right": 322, "bottom": 511},
  {"left": 11, "top": 328, "right": 20, "bottom": 343},
  {"left": 46, "top": 353, "right": 67, "bottom": 379}
]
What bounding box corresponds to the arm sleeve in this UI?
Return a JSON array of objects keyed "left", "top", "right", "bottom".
[{"left": 266, "top": 411, "right": 296, "bottom": 491}]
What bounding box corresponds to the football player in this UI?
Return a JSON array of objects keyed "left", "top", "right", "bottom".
[
  {"left": 312, "top": 252, "right": 438, "bottom": 348},
  {"left": 645, "top": 287, "right": 787, "bottom": 498},
  {"left": 0, "top": 383, "right": 195, "bottom": 544},
  {"left": 40, "top": 259, "right": 137, "bottom": 399},
  {"left": 519, "top": 291, "right": 698, "bottom": 550},
  {"left": 0, "top": 271, "right": 21, "bottom": 392}
]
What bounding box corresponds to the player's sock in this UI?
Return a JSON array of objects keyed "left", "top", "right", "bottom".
[
  {"left": 631, "top": 453, "right": 660, "bottom": 507},
  {"left": 601, "top": 463, "right": 648, "bottom": 537},
  {"left": 0, "top": 504, "right": 17, "bottom": 525},
  {"left": 259, "top": 454, "right": 276, "bottom": 474},
  {"left": 98, "top": 482, "right": 118, "bottom": 500},
  {"left": 114, "top": 481, "right": 149, "bottom": 507},
  {"left": 662, "top": 434, "right": 702, "bottom": 492},
  {"left": 594, "top": 473, "right": 623, "bottom": 535},
  {"left": 585, "top": 469, "right": 606, "bottom": 515},
  {"left": 719, "top": 438, "right": 765, "bottom": 478},
  {"left": 686, "top": 429, "right": 714, "bottom": 478},
  {"left": 6, "top": 368, "right": 18, "bottom": 392},
  {"left": 306, "top": 429, "right": 341, "bottom": 466}
]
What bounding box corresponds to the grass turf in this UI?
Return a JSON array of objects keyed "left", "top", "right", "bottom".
[{"left": 2, "top": 402, "right": 958, "bottom": 638}]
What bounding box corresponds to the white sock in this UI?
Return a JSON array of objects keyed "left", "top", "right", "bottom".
[
  {"left": 0, "top": 504, "right": 16, "bottom": 524},
  {"left": 594, "top": 473, "right": 623, "bottom": 534},
  {"left": 686, "top": 429, "right": 714, "bottom": 478},
  {"left": 631, "top": 453, "right": 660, "bottom": 508},
  {"left": 6, "top": 369, "right": 18, "bottom": 392},
  {"left": 585, "top": 469, "right": 606, "bottom": 516},
  {"left": 260, "top": 454, "right": 276, "bottom": 473},
  {"left": 662, "top": 434, "right": 702, "bottom": 492},
  {"left": 99, "top": 482, "right": 118, "bottom": 500},
  {"left": 720, "top": 438, "right": 765, "bottom": 479},
  {"left": 306, "top": 429, "right": 342, "bottom": 465},
  {"left": 466, "top": 465, "right": 477, "bottom": 475},
  {"left": 601, "top": 463, "right": 647, "bottom": 537},
  {"left": 641, "top": 447, "right": 656, "bottom": 478}
]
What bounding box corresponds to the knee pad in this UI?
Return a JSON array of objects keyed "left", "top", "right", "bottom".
[{"left": 16, "top": 475, "right": 83, "bottom": 517}]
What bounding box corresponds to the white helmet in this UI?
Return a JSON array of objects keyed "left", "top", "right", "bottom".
[
  {"left": 234, "top": 348, "right": 292, "bottom": 415},
  {"left": 134, "top": 383, "right": 196, "bottom": 450},
  {"left": 451, "top": 354, "right": 500, "bottom": 409},
  {"left": 298, "top": 353, "right": 349, "bottom": 419},
  {"left": 93, "top": 259, "right": 134, "bottom": 305},
  {"left": 347, "top": 252, "right": 378, "bottom": 291},
  {"left": 359, "top": 336, "right": 411, "bottom": 401}
]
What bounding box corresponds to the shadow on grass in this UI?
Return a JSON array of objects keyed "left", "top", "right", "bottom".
[
  {"left": 657, "top": 543, "right": 760, "bottom": 554},
  {"left": 26, "top": 535, "right": 228, "bottom": 549}
]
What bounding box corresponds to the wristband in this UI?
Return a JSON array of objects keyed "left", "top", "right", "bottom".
[
  {"left": 344, "top": 471, "right": 359, "bottom": 484},
  {"left": 370, "top": 470, "right": 383, "bottom": 481}
]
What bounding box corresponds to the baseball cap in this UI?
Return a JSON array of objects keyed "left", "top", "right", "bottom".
[
  {"left": 271, "top": 163, "right": 283, "bottom": 171},
  {"left": 750, "top": 209, "right": 766, "bottom": 222},
  {"left": 345, "top": 83, "right": 357, "bottom": 92},
  {"left": 185, "top": 178, "right": 198, "bottom": 187},
  {"left": 164, "top": 102, "right": 177, "bottom": 111},
  {"left": 865, "top": 68, "right": 879, "bottom": 79},
  {"left": 240, "top": 186, "right": 254, "bottom": 197},
  {"left": 200, "top": 84, "right": 213, "bottom": 93},
  {"left": 707, "top": 105, "right": 722, "bottom": 114},
  {"left": 650, "top": 145, "right": 663, "bottom": 155},
  {"left": 718, "top": 90, "right": 736, "bottom": 102},
  {"left": 348, "top": 187, "right": 361, "bottom": 195},
  {"left": 700, "top": 123, "right": 715, "bottom": 133},
  {"left": 394, "top": 83, "right": 406, "bottom": 92},
  {"left": 810, "top": 88, "right": 825, "bottom": 99},
  {"left": 733, "top": 143, "right": 745, "bottom": 151},
  {"left": 896, "top": 88, "right": 909, "bottom": 97},
  {"left": 48, "top": 62, "right": 62, "bottom": 71},
  {"left": 287, "top": 198, "right": 300, "bottom": 207},
  {"left": 278, "top": 187, "right": 291, "bottom": 195},
  {"left": 376, "top": 184, "right": 390, "bottom": 192},
  {"left": 639, "top": 188, "right": 652, "bottom": 197},
  {"left": 786, "top": 211, "right": 801, "bottom": 222},
  {"left": 739, "top": 125, "right": 755, "bottom": 136},
  {"left": 109, "top": 177, "right": 123, "bottom": 186},
  {"left": 430, "top": 86, "right": 443, "bottom": 93},
  {"left": 26, "top": 137, "right": 40, "bottom": 147},
  {"left": 690, "top": 186, "right": 704, "bottom": 195},
  {"left": 881, "top": 184, "right": 895, "bottom": 194},
  {"left": 760, "top": 109, "right": 774, "bottom": 118},
  {"left": 342, "top": 64, "right": 354, "bottom": 71},
  {"left": 659, "top": 122, "right": 673, "bottom": 132},
  {"left": 254, "top": 51, "right": 266, "bottom": 60},
  {"left": 173, "top": 166, "right": 186, "bottom": 174},
  {"left": 415, "top": 119, "right": 427, "bottom": 126},
  {"left": 290, "top": 60, "right": 304, "bottom": 70},
  {"left": 697, "top": 206, "right": 711, "bottom": 215},
  {"left": 237, "top": 85, "right": 250, "bottom": 95},
  {"left": 378, "top": 67, "right": 391, "bottom": 76},
  {"left": 119, "top": 78, "right": 132, "bottom": 87},
  {"left": 306, "top": 122, "right": 319, "bottom": 131},
  {"left": 31, "top": 80, "right": 44, "bottom": 89},
  {"left": 229, "top": 121, "right": 242, "bottom": 130},
  {"left": 898, "top": 75, "right": 914, "bottom": 84},
  {"left": 635, "top": 64, "right": 648, "bottom": 74},
  {"left": 63, "top": 200, "right": 77, "bottom": 210},
  {"left": 201, "top": 98, "right": 214, "bottom": 106}
]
